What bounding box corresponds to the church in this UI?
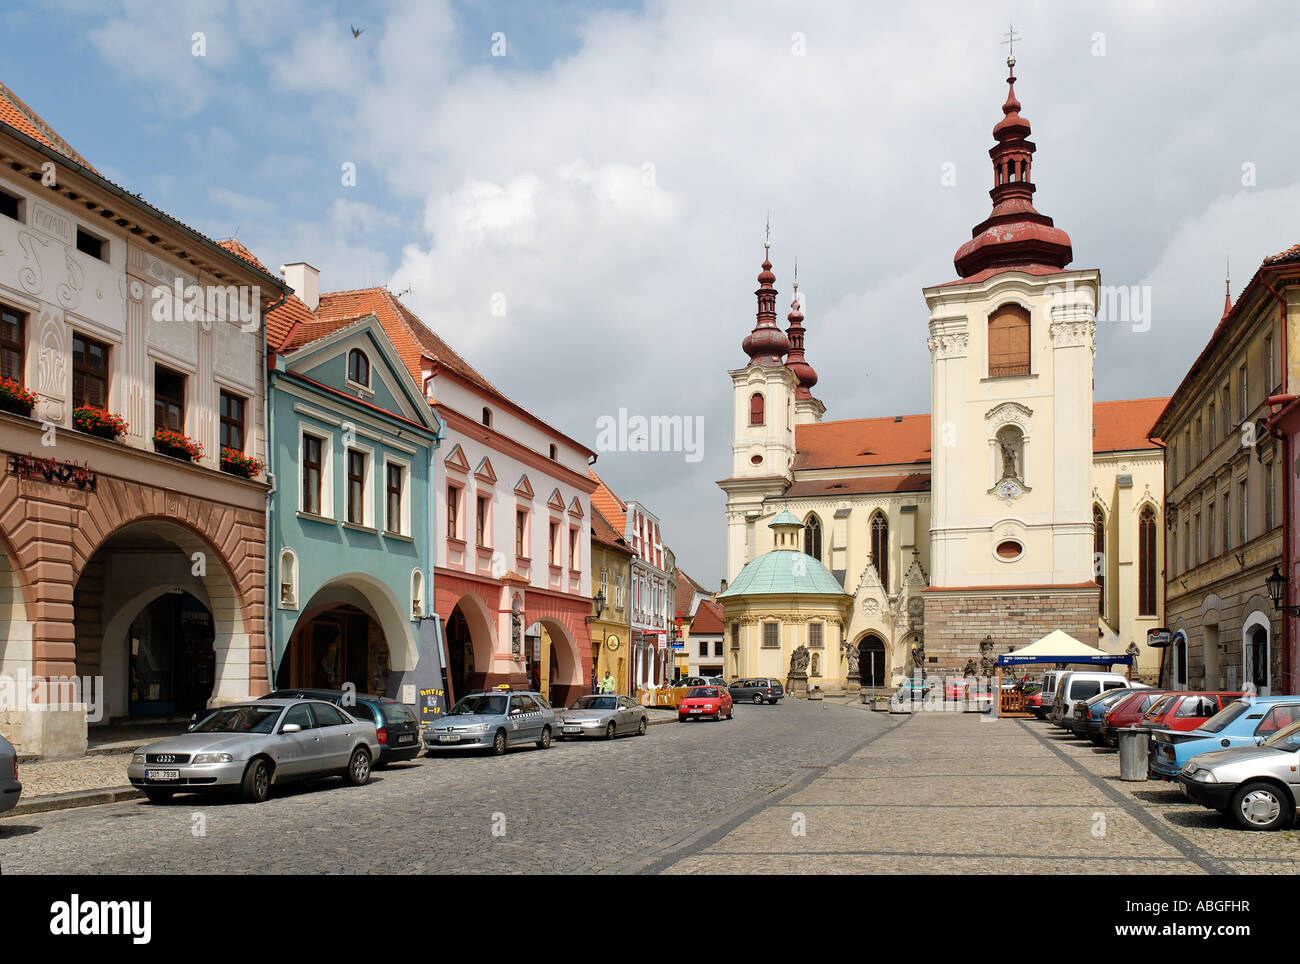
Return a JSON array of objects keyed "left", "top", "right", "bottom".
[{"left": 718, "top": 55, "right": 1168, "bottom": 690}]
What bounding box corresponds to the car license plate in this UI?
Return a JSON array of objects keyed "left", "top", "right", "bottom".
[
  {"left": 397, "top": 734, "right": 414, "bottom": 744},
  {"left": 563, "top": 726, "right": 582, "bottom": 734},
  {"left": 690, "top": 708, "right": 702, "bottom": 714},
  {"left": 146, "top": 769, "right": 179, "bottom": 782},
  {"left": 437, "top": 734, "right": 459, "bottom": 743}
]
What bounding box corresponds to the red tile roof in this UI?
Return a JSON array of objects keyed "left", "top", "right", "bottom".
[
  {"left": 282, "top": 316, "right": 368, "bottom": 351},
  {"left": 784, "top": 473, "right": 931, "bottom": 497},
  {"left": 794, "top": 414, "right": 932, "bottom": 470},
  {"left": 0, "top": 81, "right": 94, "bottom": 169},
  {"left": 690, "top": 599, "right": 725, "bottom": 634},
  {"left": 795, "top": 399, "right": 1166, "bottom": 472},
  {"left": 1092, "top": 397, "right": 1168, "bottom": 453},
  {"left": 214, "top": 239, "right": 314, "bottom": 352},
  {"left": 591, "top": 508, "right": 632, "bottom": 554},
  {"left": 588, "top": 468, "right": 627, "bottom": 533},
  {"left": 675, "top": 567, "right": 709, "bottom": 616}
]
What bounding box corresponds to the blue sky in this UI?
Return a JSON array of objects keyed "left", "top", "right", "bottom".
[{"left": 4, "top": 1, "right": 1300, "bottom": 584}]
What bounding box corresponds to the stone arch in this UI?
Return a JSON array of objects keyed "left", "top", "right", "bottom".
[
  {"left": 290, "top": 571, "right": 417, "bottom": 678},
  {"left": 0, "top": 531, "right": 33, "bottom": 681},
  {"left": 78, "top": 518, "right": 250, "bottom": 717},
  {"left": 853, "top": 630, "right": 888, "bottom": 689},
  {"left": 444, "top": 590, "right": 498, "bottom": 702}
]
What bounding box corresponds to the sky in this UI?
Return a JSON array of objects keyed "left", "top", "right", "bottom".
[{"left": 3, "top": 0, "right": 1299, "bottom": 586}]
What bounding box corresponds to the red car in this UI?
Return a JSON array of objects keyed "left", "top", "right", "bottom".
[
  {"left": 1100, "top": 689, "right": 1169, "bottom": 745},
  {"left": 1139, "top": 691, "right": 1244, "bottom": 732},
  {"left": 678, "top": 686, "right": 733, "bottom": 722}
]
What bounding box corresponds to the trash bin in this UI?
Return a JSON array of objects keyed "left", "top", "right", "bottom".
[{"left": 1118, "top": 727, "right": 1150, "bottom": 782}]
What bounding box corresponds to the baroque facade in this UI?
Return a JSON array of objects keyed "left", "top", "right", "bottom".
[{"left": 719, "top": 58, "right": 1167, "bottom": 689}]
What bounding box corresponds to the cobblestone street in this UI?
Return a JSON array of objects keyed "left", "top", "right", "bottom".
[{"left": 4, "top": 701, "right": 1298, "bottom": 875}]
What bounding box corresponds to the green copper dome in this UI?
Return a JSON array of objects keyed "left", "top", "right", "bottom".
[
  {"left": 768, "top": 509, "right": 802, "bottom": 528},
  {"left": 718, "top": 550, "right": 848, "bottom": 598}
]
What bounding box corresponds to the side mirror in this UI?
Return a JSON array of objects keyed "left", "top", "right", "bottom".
[{"left": 282, "top": 723, "right": 302, "bottom": 733}]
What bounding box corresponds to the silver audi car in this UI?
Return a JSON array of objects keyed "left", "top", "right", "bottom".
[
  {"left": 127, "top": 699, "right": 380, "bottom": 804},
  {"left": 554, "top": 694, "right": 648, "bottom": 740},
  {"left": 1179, "top": 717, "right": 1300, "bottom": 830}
]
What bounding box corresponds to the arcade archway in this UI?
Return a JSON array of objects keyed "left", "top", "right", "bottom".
[
  {"left": 857, "top": 633, "right": 888, "bottom": 689},
  {"left": 445, "top": 592, "right": 496, "bottom": 703}
]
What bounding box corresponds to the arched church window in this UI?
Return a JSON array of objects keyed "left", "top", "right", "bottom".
[
  {"left": 1093, "top": 505, "right": 1106, "bottom": 618},
  {"left": 996, "top": 424, "right": 1025, "bottom": 482},
  {"left": 750, "top": 392, "right": 765, "bottom": 426},
  {"left": 870, "top": 512, "right": 889, "bottom": 592},
  {"left": 1138, "top": 505, "right": 1157, "bottom": 616},
  {"left": 988, "top": 304, "right": 1031, "bottom": 377},
  {"left": 803, "top": 514, "right": 822, "bottom": 561}
]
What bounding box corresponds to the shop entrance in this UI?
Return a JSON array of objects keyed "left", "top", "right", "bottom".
[
  {"left": 127, "top": 591, "right": 215, "bottom": 718},
  {"left": 281, "top": 605, "right": 391, "bottom": 696}
]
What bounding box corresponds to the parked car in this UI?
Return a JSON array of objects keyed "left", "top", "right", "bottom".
[
  {"left": 0, "top": 734, "right": 20, "bottom": 815},
  {"left": 729, "top": 678, "right": 784, "bottom": 704},
  {"left": 127, "top": 699, "right": 380, "bottom": 804},
  {"left": 1150, "top": 697, "right": 1300, "bottom": 781},
  {"left": 1100, "top": 689, "right": 1170, "bottom": 745},
  {"left": 554, "top": 694, "right": 648, "bottom": 740},
  {"left": 1050, "top": 672, "right": 1131, "bottom": 725},
  {"left": 678, "top": 676, "right": 728, "bottom": 689},
  {"left": 423, "top": 690, "right": 555, "bottom": 755},
  {"left": 677, "top": 686, "right": 733, "bottom": 722},
  {"left": 1139, "top": 691, "right": 1243, "bottom": 734},
  {"left": 1027, "top": 671, "right": 1067, "bottom": 719},
  {"left": 1179, "top": 718, "right": 1300, "bottom": 830},
  {"left": 1071, "top": 686, "right": 1149, "bottom": 743},
  {"left": 263, "top": 688, "right": 421, "bottom": 765}
]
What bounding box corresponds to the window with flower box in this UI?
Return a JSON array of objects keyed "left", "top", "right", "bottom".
[
  {"left": 72, "top": 333, "right": 109, "bottom": 410},
  {"left": 1, "top": 305, "right": 24, "bottom": 384},
  {"left": 155, "top": 365, "right": 185, "bottom": 433}
]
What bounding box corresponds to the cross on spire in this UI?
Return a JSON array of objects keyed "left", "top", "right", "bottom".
[
  {"left": 764, "top": 212, "right": 771, "bottom": 252},
  {"left": 1001, "top": 22, "right": 1021, "bottom": 68}
]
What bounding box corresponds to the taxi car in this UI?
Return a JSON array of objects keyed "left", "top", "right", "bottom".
[{"left": 423, "top": 688, "right": 555, "bottom": 755}]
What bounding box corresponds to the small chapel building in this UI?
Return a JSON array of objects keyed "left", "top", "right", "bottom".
[{"left": 718, "top": 56, "right": 1168, "bottom": 690}]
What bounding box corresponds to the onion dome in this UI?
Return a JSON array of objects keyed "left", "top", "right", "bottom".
[
  {"left": 742, "top": 243, "right": 790, "bottom": 366},
  {"left": 783, "top": 274, "right": 818, "bottom": 398},
  {"left": 953, "top": 57, "right": 1073, "bottom": 279}
]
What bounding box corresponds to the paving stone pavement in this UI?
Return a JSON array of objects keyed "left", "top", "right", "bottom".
[
  {"left": 4, "top": 703, "right": 1297, "bottom": 874},
  {"left": 640, "top": 710, "right": 1300, "bottom": 875},
  {"left": 0, "top": 699, "right": 882, "bottom": 874}
]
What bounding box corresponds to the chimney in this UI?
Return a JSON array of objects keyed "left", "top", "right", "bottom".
[
  {"left": 719, "top": 578, "right": 728, "bottom": 594},
  {"left": 280, "top": 262, "right": 320, "bottom": 311}
]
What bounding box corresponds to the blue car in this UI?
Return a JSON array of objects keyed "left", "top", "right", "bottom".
[{"left": 1150, "top": 696, "right": 1300, "bottom": 780}]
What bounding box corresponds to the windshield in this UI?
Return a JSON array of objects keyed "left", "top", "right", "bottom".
[
  {"left": 1262, "top": 718, "right": 1300, "bottom": 751},
  {"left": 449, "top": 694, "right": 508, "bottom": 716},
  {"left": 687, "top": 687, "right": 718, "bottom": 698},
  {"left": 1144, "top": 694, "right": 1176, "bottom": 718},
  {"left": 193, "top": 705, "right": 281, "bottom": 734},
  {"left": 571, "top": 696, "right": 617, "bottom": 710}
]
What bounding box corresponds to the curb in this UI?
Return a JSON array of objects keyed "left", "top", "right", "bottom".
[{"left": 5, "top": 785, "right": 142, "bottom": 818}]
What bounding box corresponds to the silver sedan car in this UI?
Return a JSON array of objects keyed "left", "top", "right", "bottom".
[
  {"left": 554, "top": 694, "right": 648, "bottom": 740},
  {"left": 1179, "top": 717, "right": 1300, "bottom": 830},
  {"left": 127, "top": 699, "right": 380, "bottom": 804},
  {"left": 1, "top": 734, "right": 20, "bottom": 815},
  {"left": 424, "top": 690, "right": 556, "bottom": 755}
]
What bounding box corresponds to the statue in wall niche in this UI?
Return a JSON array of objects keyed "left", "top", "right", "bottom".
[
  {"left": 1000, "top": 439, "right": 1019, "bottom": 479},
  {"left": 790, "top": 644, "right": 810, "bottom": 676}
]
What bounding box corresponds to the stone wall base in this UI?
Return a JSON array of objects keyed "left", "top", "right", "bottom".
[
  {"left": 922, "top": 586, "right": 1099, "bottom": 675},
  {"left": 0, "top": 706, "right": 88, "bottom": 760}
]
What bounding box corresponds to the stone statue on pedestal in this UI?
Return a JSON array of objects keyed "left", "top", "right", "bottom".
[
  {"left": 788, "top": 644, "right": 810, "bottom": 698},
  {"left": 844, "top": 640, "right": 861, "bottom": 694}
]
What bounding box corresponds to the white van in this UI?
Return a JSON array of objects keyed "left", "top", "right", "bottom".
[{"left": 1050, "top": 671, "right": 1131, "bottom": 725}]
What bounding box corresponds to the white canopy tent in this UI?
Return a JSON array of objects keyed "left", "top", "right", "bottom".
[{"left": 995, "top": 630, "right": 1133, "bottom": 717}]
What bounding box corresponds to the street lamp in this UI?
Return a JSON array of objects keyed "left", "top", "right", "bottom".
[{"left": 1266, "top": 565, "right": 1300, "bottom": 617}]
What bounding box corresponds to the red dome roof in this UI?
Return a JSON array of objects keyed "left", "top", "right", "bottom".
[{"left": 742, "top": 245, "right": 789, "bottom": 366}]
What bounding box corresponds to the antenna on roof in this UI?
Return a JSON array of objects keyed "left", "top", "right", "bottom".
[{"left": 393, "top": 284, "right": 411, "bottom": 299}]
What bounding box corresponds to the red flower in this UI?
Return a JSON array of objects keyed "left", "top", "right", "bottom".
[
  {"left": 220, "top": 447, "right": 264, "bottom": 477},
  {"left": 73, "top": 406, "right": 129, "bottom": 437},
  {"left": 153, "top": 428, "right": 204, "bottom": 460}
]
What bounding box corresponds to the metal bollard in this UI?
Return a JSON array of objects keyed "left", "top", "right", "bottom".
[{"left": 1118, "top": 727, "right": 1150, "bottom": 782}]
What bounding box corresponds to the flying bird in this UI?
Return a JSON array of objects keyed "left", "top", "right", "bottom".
[{"left": 350, "top": 25, "right": 364, "bottom": 38}]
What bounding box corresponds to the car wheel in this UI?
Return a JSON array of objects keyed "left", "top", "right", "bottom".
[
  {"left": 492, "top": 729, "right": 508, "bottom": 756},
  {"left": 752, "top": 693, "right": 763, "bottom": 705},
  {"left": 637, "top": 717, "right": 647, "bottom": 736},
  {"left": 1231, "top": 781, "right": 1291, "bottom": 831},
  {"left": 143, "top": 789, "right": 174, "bottom": 804},
  {"left": 605, "top": 721, "right": 616, "bottom": 740},
  {"left": 537, "top": 726, "right": 552, "bottom": 749},
  {"left": 726, "top": 708, "right": 733, "bottom": 720},
  {"left": 240, "top": 758, "right": 272, "bottom": 804},
  {"left": 345, "top": 747, "right": 372, "bottom": 786}
]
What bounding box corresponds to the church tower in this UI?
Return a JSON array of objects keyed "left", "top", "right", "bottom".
[
  {"left": 720, "top": 240, "right": 800, "bottom": 581},
  {"left": 921, "top": 51, "right": 1101, "bottom": 669},
  {"left": 785, "top": 270, "right": 826, "bottom": 425}
]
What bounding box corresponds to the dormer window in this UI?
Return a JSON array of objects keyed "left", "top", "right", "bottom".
[{"left": 347, "top": 348, "right": 370, "bottom": 388}]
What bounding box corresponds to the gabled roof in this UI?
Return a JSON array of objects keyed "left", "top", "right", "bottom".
[
  {"left": 0, "top": 80, "right": 94, "bottom": 169},
  {"left": 591, "top": 509, "right": 633, "bottom": 554},
  {"left": 675, "top": 567, "right": 708, "bottom": 617},
  {"left": 588, "top": 467, "right": 628, "bottom": 532},
  {"left": 691, "top": 599, "right": 725, "bottom": 634}
]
